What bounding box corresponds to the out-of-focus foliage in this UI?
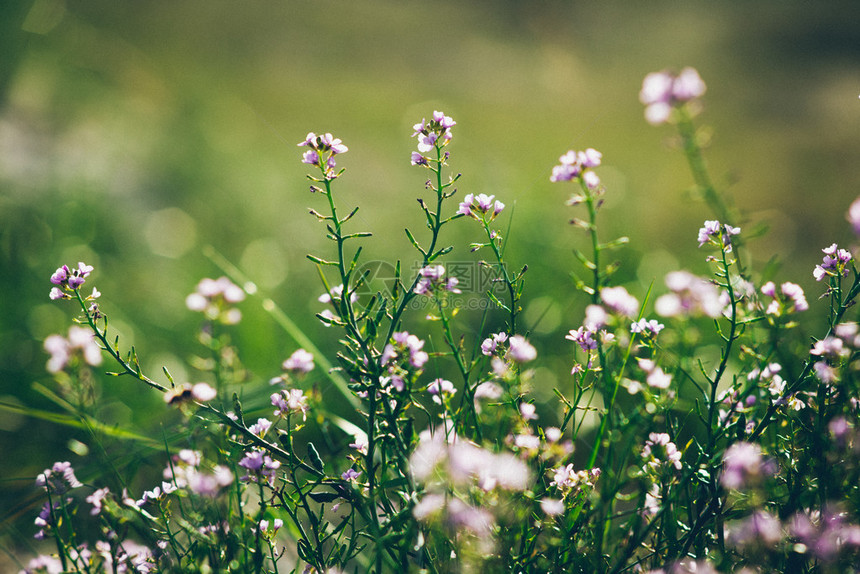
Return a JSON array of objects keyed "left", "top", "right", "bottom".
[{"left": 2, "top": 0, "right": 860, "bottom": 560}]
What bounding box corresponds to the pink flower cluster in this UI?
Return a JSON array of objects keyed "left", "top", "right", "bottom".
[
  {"left": 458, "top": 193, "right": 505, "bottom": 221},
  {"left": 186, "top": 276, "right": 246, "bottom": 324},
  {"left": 43, "top": 326, "right": 103, "bottom": 374},
  {"left": 639, "top": 67, "right": 706, "bottom": 125},
  {"left": 721, "top": 442, "right": 771, "bottom": 490},
  {"left": 427, "top": 378, "right": 456, "bottom": 405},
  {"left": 163, "top": 449, "right": 233, "bottom": 497},
  {"left": 271, "top": 388, "right": 309, "bottom": 420},
  {"left": 414, "top": 264, "right": 461, "bottom": 296},
  {"left": 378, "top": 331, "right": 430, "bottom": 392},
  {"left": 549, "top": 147, "right": 602, "bottom": 186},
  {"left": 36, "top": 461, "right": 82, "bottom": 494},
  {"left": 761, "top": 281, "right": 808, "bottom": 315},
  {"left": 238, "top": 449, "right": 281, "bottom": 487},
  {"left": 642, "top": 432, "right": 683, "bottom": 472},
  {"left": 282, "top": 348, "right": 315, "bottom": 374},
  {"left": 298, "top": 132, "right": 348, "bottom": 177},
  {"left": 813, "top": 243, "right": 853, "bottom": 282},
  {"left": 550, "top": 464, "right": 600, "bottom": 493},
  {"left": 49, "top": 262, "right": 93, "bottom": 298},
  {"left": 655, "top": 271, "right": 724, "bottom": 319},
  {"left": 697, "top": 219, "right": 741, "bottom": 252}
]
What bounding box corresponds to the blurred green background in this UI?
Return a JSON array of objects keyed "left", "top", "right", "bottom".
[{"left": 2, "top": 0, "right": 860, "bottom": 557}]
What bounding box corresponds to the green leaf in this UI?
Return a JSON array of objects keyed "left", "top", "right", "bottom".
[
  {"left": 232, "top": 393, "right": 245, "bottom": 426},
  {"left": 0, "top": 400, "right": 162, "bottom": 448},
  {"left": 308, "top": 491, "right": 340, "bottom": 503},
  {"left": 404, "top": 228, "right": 425, "bottom": 256},
  {"left": 308, "top": 442, "right": 324, "bottom": 472}
]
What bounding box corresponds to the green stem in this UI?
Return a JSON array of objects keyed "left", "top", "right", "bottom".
[
  {"left": 676, "top": 108, "right": 733, "bottom": 226},
  {"left": 73, "top": 289, "right": 167, "bottom": 393}
]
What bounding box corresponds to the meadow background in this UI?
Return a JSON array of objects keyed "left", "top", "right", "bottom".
[{"left": 2, "top": 0, "right": 860, "bottom": 560}]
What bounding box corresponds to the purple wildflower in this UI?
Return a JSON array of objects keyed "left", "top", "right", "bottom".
[
  {"left": 458, "top": 192, "right": 506, "bottom": 221},
  {"left": 36, "top": 461, "right": 82, "bottom": 494},
  {"left": 519, "top": 402, "right": 538, "bottom": 421},
  {"left": 566, "top": 325, "right": 598, "bottom": 352},
  {"left": 248, "top": 418, "right": 272, "bottom": 438},
  {"left": 508, "top": 335, "right": 537, "bottom": 363},
  {"left": 814, "top": 243, "right": 853, "bottom": 281},
  {"left": 238, "top": 449, "right": 281, "bottom": 487},
  {"left": 49, "top": 262, "right": 93, "bottom": 298},
  {"left": 298, "top": 132, "right": 348, "bottom": 177},
  {"left": 480, "top": 332, "right": 508, "bottom": 356},
  {"left": 697, "top": 220, "right": 740, "bottom": 252},
  {"left": 848, "top": 197, "right": 860, "bottom": 235},
  {"left": 630, "top": 318, "right": 665, "bottom": 336},
  {"left": 600, "top": 286, "right": 640, "bottom": 317},
  {"left": 721, "top": 442, "right": 769, "bottom": 490},
  {"left": 271, "top": 388, "right": 309, "bottom": 420},
  {"left": 86, "top": 487, "right": 110, "bottom": 516},
  {"left": 341, "top": 468, "right": 362, "bottom": 482},
  {"left": 761, "top": 281, "right": 809, "bottom": 315},
  {"left": 282, "top": 348, "right": 314, "bottom": 374},
  {"left": 642, "top": 432, "right": 682, "bottom": 471}
]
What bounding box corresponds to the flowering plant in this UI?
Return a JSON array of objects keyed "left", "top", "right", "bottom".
[{"left": 16, "top": 68, "right": 860, "bottom": 573}]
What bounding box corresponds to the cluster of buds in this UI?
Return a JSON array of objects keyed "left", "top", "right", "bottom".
[
  {"left": 639, "top": 67, "right": 707, "bottom": 125},
  {"left": 410, "top": 110, "right": 455, "bottom": 166},
  {"left": 298, "top": 132, "right": 348, "bottom": 179},
  {"left": 186, "top": 276, "right": 246, "bottom": 324}
]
